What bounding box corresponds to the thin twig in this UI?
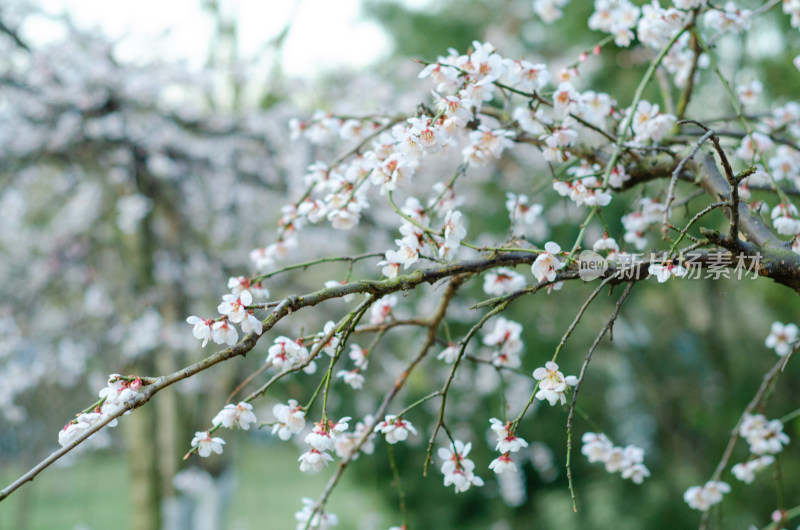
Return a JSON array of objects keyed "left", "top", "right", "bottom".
[{"left": 565, "top": 281, "right": 635, "bottom": 512}]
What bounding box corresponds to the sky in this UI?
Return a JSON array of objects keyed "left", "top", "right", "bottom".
[{"left": 28, "top": 0, "right": 393, "bottom": 77}]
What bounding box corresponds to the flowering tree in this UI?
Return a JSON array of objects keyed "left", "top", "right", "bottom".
[{"left": 3, "top": 1, "right": 800, "bottom": 528}]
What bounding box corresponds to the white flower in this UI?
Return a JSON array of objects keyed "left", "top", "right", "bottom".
[
  {"left": 553, "top": 82, "right": 579, "bottom": 117},
  {"left": 489, "top": 454, "right": 518, "bottom": 474},
  {"left": 732, "top": 455, "right": 774, "bottom": 484},
  {"left": 298, "top": 448, "right": 334, "bottom": 473},
  {"left": 336, "top": 369, "right": 365, "bottom": 390},
  {"left": 489, "top": 418, "right": 529, "bottom": 453},
  {"left": 462, "top": 126, "right": 515, "bottom": 167},
  {"left": 765, "top": 322, "right": 798, "bottom": 356},
  {"left": 737, "top": 80, "right": 762, "bottom": 107},
  {"left": 533, "top": 361, "right": 577, "bottom": 406},
  {"left": 483, "top": 317, "right": 524, "bottom": 368},
  {"left": 581, "top": 432, "right": 613, "bottom": 463},
  {"left": 186, "top": 316, "right": 213, "bottom": 347},
  {"left": 211, "top": 320, "right": 238, "bottom": 346},
  {"left": 592, "top": 236, "right": 619, "bottom": 253},
  {"left": 438, "top": 343, "right": 460, "bottom": 364},
  {"left": 213, "top": 402, "right": 257, "bottom": 430},
  {"left": 58, "top": 412, "right": 104, "bottom": 447},
  {"left": 483, "top": 268, "right": 526, "bottom": 296},
  {"left": 440, "top": 210, "right": 467, "bottom": 258},
  {"left": 740, "top": 413, "right": 790, "bottom": 454},
  {"left": 438, "top": 440, "right": 484, "bottom": 493},
  {"left": 531, "top": 242, "right": 563, "bottom": 283},
  {"left": 240, "top": 311, "right": 263, "bottom": 335},
  {"left": 771, "top": 203, "right": 800, "bottom": 236},
  {"left": 348, "top": 344, "right": 369, "bottom": 369},
  {"left": 370, "top": 296, "right": 397, "bottom": 324},
  {"left": 683, "top": 481, "right": 730, "bottom": 511},
  {"left": 305, "top": 417, "right": 351, "bottom": 451},
  {"left": 631, "top": 100, "right": 675, "bottom": 143},
  {"left": 266, "top": 336, "right": 310, "bottom": 370},
  {"left": 272, "top": 400, "right": 306, "bottom": 440},
  {"left": 217, "top": 290, "right": 252, "bottom": 323},
  {"left": 736, "top": 132, "right": 774, "bottom": 161},
  {"left": 191, "top": 431, "right": 225, "bottom": 457},
  {"left": 648, "top": 262, "right": 687, "bottom": 283},
  {"left": 294, "top": 497, "right": 338, "bottom": 529},
  {"left": 374, "top": 415, "right": 417, "bottom": 444},
  {"left": 621, "top": 463, "right": 651, "bottom": 484}
]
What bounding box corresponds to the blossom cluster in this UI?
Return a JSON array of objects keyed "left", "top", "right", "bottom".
[
  {"left": 58, "top": 375, "right": 142, "bottom": 448},
  {"left": 581, "top": 432, "right": 650, "bottom": 484},
  {"left": 439, "top": 440, "right": 484, "bottom": 493},
  {"left": 488, "top": 419, "right": 529, "bottom": 475}
]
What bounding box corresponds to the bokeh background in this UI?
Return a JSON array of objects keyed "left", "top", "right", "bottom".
[{"left": 1, "top": 1, "right": 800, "bottom": 529}]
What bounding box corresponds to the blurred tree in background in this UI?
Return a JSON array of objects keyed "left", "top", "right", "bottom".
[{"left": 1, "top": 1, "right": 800, "bottom": 530}]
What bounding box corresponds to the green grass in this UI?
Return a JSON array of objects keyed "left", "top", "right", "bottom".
[{"left": 0, "top": 439, "right": 396, "bottom": 529}]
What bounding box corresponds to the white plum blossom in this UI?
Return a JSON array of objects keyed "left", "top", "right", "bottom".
[
  {"left": 637, "top": 2, "right": 686, "bottom": 49},
  {"left": 765, "top": 322, "right": 798, "bottom": 356},
  {"left": 731, "top": 455, "right": 775, "bottom": 484},
  {"left": 588, "top": 0, "right": 641, "bottom": 47},
  {"left": 213, "top": 402, "right": 257, "bottom": 430},
  {"left": 305, "top": 417, "right": 351, "bottom": 452},
  {"left": 266, "top": 336, "right": 313, "bottom": 372},
  {"left": 534, "top": 0, "right": 570, "bottom": 23},
  {"left": 334, "top": 416, "right": 376, "bottom": 460},
  {"left": 298, "top": 448, "right": 335, "bottom": 473},
  {"left": 98, "top": 374, "right": 142, "bottom": 410},
  {"left": 336, "top": 369, "right": 365, "bottom": 390},
  {"left": 462, "top": 126, "right": 515, "bottom": 166},
  {"left": 533, "top": 361, "right": 577, "bottom": 406},
  {"left": 581, "top": 432, "right": 613, "bottom": 463},
  {"left": 489, "top": 418, "right": 529, "bottom": 453},
  {"left": 737, "top": 80, "right": 762, "bottom": 107},
  {"left": 648, "top": 262, "right": 687, "bottom": 283},
  {"left": 504, "top": 59, "right": 550, "bottom": 92},
  {"left": 684, "top": 481, "right": 730, "bottom": 511},
  {"left": 483, "top": 268, "right": 526, "bottom": 296},
  {"left": 272, "top": 400, "right": 306, "bottom": 440},
  {"left": 240, "top": 311, "right": 263, "bottom": 336},
  {"left": 440, "top": 209, "right": 467, "bottom": 258},
  {"left": 489, "top": 453, "right": 518, "bottom": 474},
  {"left": 736, "top": 132, "right": 774, "bottom": 161},
  {"left": 374, "top": 415, "right": 418, "bottom": 444},
  {"left": 771, "top": 203, "right": 800, "bottom": 236},
  {"left": 438, "top": 343, "right": 460, "bottom": 363},
  {"left": 348, "top": 344, "right": 369, "bottom": 369},
  {"left": 191, "top": 431, "right": 226, "bottom": 458},
  {"left": 211, "top": 320, "right": 238, "bottom": 346},
  {"left": 740, "top": 413, "right": 790, "bottom": 455},
  {"left": 316, "top": 321, "right": 341, "bottom": 357},
  {"left": 295, "top": 497, "right": 338, "bottom": 530},
  {"left": 531, "top": 242, "right": 563, "bottom": 283},
  {"left": 483, "top": 317, "right": 524, "bottom": 368},
  {"left": 439, "top": 440, "right": 485, "bottom": 493},
  {"left": 217, "top": 290, "right": 252, "bottom": 323},
  {"left": 630, "top": 100, "right": 675, "bottom": 144},
  {"left": 593, "top": 235, "right": 619, "bottom": 254},
  {"left": 552, "top": 82, "right": 580, "bottom": 117},
  {"left": 186, "top": 316, "right": 214, "bottom": 347},
  {"left": 59, "top": 412, "right": 104, "bottom": 448},
  {"left": 705, "top": 2, "right": 751, "bottom": 34},
  {"left": 370, "top": 296, "right": 397, "bottom": 324}
]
